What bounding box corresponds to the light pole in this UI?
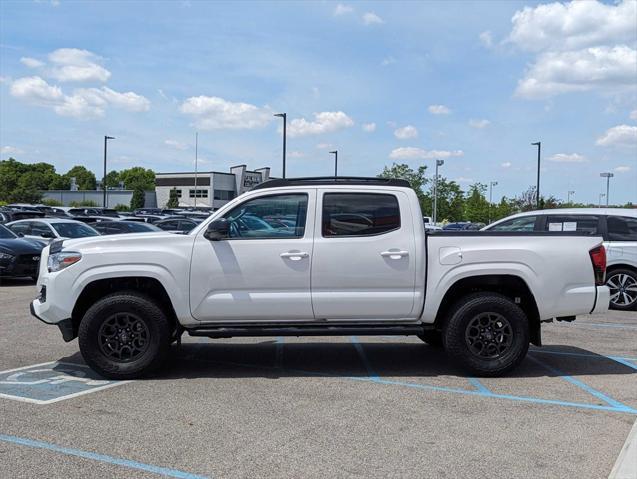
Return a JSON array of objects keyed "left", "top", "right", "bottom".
[
  {"left": 103, "top": 135, "right": 115, "bottom": 207},
  {"left": 330, "top": 150, "right": 338, "bottom": 178},
  {"left": 531, "top": 141, "right": 541, "bottom": 209},
  {"left": 567, "top": 190, "right": 575, "bottom": 203},
  {"left": 274, "top": 113, "right": 287, "bottom": 178},
  {"left": 194, "top": 132, "right": 198, "bottom": 209},
  {"left": 489, "top": 181, "right": 498, "bottom": 224},
  {"left": 433, "top": 159, "right": 444, "bottom": 225},
  {"left": 598, "top": 193, "right": 606, "bottom": 208},
  {"left": 600, "top": 172, "right": 614, "bottom": 207}
]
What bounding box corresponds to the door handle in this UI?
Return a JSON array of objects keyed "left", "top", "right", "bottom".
[
  {"left": 280, "top": 251, "right": 309, "bottom": 261},
  {"left": 380, "top": 250, "right": 409, "bottom": 259}
]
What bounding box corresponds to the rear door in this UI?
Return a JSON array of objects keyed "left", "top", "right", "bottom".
[
  {"left": 605, "top": 215, "right": 637, "bottom": 308},
  {"left": 311, "top": 189, "right": 417, "bottom": 319}
]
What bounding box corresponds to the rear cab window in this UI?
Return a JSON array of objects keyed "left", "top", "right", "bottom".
[{"left": 322, "top": 193, "right": 401, "bottom": 237}]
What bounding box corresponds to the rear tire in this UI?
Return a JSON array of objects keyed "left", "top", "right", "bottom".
[
  {"left": 606, "top": 269, "right": 637, "bottom": 311},
  {"left": 78, "top": 291, "right": 171, "bottom": 380},
  {"left": 417, "top": 330, "right": 443, "bottom": 347},
  {"left": 443, "top": 292, "right": 529, "bottom": 377}
]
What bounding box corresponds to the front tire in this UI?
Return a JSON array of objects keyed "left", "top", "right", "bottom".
[
  {"left": 443, "top": 292, "right": 529, "bottom": 377},
  {"left": 78, "top": 292, "right": 171, "bottom": 380},
  {"left": 606, "top": 269, "right": 637, "bottom": 311}
]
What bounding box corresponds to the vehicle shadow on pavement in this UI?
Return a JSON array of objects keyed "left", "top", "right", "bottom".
[
  {"left": 0, "top": 277, "right": 36, "bottom": 287},
  {"left": 141, "top": 341, "right": 637, "bottom": 380}
]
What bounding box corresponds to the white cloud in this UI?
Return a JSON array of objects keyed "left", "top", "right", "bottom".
[
  {"left": 20, "top": 57, "right": 44, "bottom": 68},
  {"left": 362, "top": 12, "right": 384, "bottom": 25},
  {"left": 508, "top": 0, "right": 637, "bottom": 52},
  {"left": 287, "top": 111, "right": 354, "bottom": 137},
  {"left": 10, "top": 76, "right": 149, "bottom": 119},
  {"left": 333, "top": 4, "right": 353, "bottom": 16},
  {"left": 596, "top": 124, "right": 637, "bottom": 147},
  {"left": 615, "top": 165, "right": 631, "bottom": 173},
  {"left": 47, "top": 48, "right": 111, "bottom": 83},
  {"left": 10, "top": 76, "right": 64, "bottom": 106},
  {"left": 630, "top": 109, "right": 637, "bottom": 121},
  {"left": 381, "top": 56, "right": 396, "bottom": 66},
  {"left": 428, "top": 104, "right": 451, "bottom": 115},
  {"left": 515, "top": 46, "right": 637, "bottom": 98},
  {"left": 362, "top": 122, "right": 376, "bottom": 132},
  {"left": 469, "top": 119, "right": 490, "bottom": 129},
  {"left": 389, "top": 147, "right": 464, "bottom": 160},
  {"left": 501, "top": 161, "right": 512, "bottom": 168},
  {"left": 165, "top": 139, "right": 188, "bottom": 150},
  {"left": 394, "top": 125, "right": 418, "bottom": 139},
  {"left": 479, "top": 31, "right": 493, "bottom": 48},
  {"left": 180, "top": 96, "right": 272, "bottom": 130},
  {"left": 316, "top": 143, "right": 333, "bottom": 150},
  {"left": 454, "top": 177, "right": 474, "bottom": 184},
  {"left": 549, "top": 153, "right": 586, "bottom": 162},
  {"left": 1, "top": 146, "right": 24, "bottom": 156},
  {"left": 288, "top": 150, "right": 305, "bottom": 158}
]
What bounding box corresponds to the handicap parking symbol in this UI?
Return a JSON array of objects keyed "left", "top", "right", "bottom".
[{"left": 0, "top": 362, "right": 129, "bottom": 404}]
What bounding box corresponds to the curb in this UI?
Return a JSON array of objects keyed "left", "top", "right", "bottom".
[{"left": 609, "top": 418, "right": 637, "bottom": 479}]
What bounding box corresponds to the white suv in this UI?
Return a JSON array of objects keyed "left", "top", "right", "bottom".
[{"left": 484, "top": 208, "right": 637, "bottom": 310}]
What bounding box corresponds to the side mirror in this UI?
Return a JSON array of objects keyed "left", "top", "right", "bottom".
[
  {"left": 16, "top": 232, "right": 25, "bottom": 238},
  {"left": 41, "top": 231, "right": 55, "bottom": 239},
  {"left": 204, "top": 218, "right": 229, "bottom": 241}
]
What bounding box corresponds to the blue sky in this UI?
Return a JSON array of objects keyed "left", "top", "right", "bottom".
[{"left": 1, "top": 0, "right": 636, "bottom": 204}]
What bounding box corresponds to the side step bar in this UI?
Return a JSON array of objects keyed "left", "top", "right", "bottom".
[{"left": 186, "top": 324, "right": 425, "bottom": 339}]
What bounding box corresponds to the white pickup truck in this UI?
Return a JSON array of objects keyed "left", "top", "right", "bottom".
[{"left": 31, "top": 178, "right": 609, "bottom": 379}]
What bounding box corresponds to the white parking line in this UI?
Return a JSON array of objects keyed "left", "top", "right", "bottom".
[{"left": 609, "top": 418, "right": 637, "bottom": 479}]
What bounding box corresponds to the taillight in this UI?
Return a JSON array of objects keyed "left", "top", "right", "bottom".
[{"left": 589, "top": 245, "right": 606, "bottom": 286}]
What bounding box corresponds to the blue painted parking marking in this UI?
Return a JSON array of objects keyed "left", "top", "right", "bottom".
[
  {"left": 0, "top": 434, "right": 210, "bottom": 479},
  {"left": 0, "top": 362, "right": 129, "bottom": 404},
  {"left": 185, "top": 337, "right": 636, "bottom": 415}
]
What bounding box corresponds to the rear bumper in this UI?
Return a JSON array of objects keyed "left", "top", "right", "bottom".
[{"left": 592, "top": 285, "right": 610, "bottom": 314}]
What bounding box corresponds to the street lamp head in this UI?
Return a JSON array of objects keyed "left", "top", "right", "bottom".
[
  {"left": 600, "top": 172, "right": 614, "bottom": 178},
  {"left": 531, "top": 142, "right": 540, "bottom": 146},
  {"left": 274, "top": 113, "right": 286, "bottom": 118},
  {"left": 105, "top": 136, "right": 115, "bottom": 140},
  {"left": 329, "top": 151, "right": 337, "bottom": 154},
  {"left": 436, "top": 159, "right": 444, "bottom": 166},
  {"left": 491, "top": 181, "right": 498, "bottom": 187}
]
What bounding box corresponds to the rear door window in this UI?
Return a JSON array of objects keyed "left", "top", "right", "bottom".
[
  {"left": 607, "top": 216, "right": 637, "bottom": 241},
  {"left": 9, "top": 222, "right": 31, "bottom": 235},
  {"left": 543, "top": 215, "right": 599, "bottom": 234},
  {"left": 322, "top": 193, "right": 400, "bottom": 237}
]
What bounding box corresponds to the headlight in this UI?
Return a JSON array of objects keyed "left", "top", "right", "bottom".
[
  {"left": 48, "top": 251, "right": 82, "bottom": 272},
  {"left": 0, "top": 252, "right": 14, "bottom": 260}
]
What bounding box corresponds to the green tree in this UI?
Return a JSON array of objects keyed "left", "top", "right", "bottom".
[
  {"left": 119, "top": 167, "right": 155, "bottom": 190},
  {"left": 378, "top": 163, "right": 428, "bottom": 211},
  {"left": 464, "top": 183, "right": 490, "bottom": 223},
  {"left": 0, "top": 158, "right": 26, "bottom": 201},
  {"left": 130, "top": 186, "right": 145, "bottom": 209},
  {"left": 423, "top": 177, "right": 464, "bottom": 222},
  {"left": 105, "top": 170, "right": 121, "bottom": 188},
  {"left": 166, "top": 188, "right": 179, "bottom": 208},
  {"left": 65, "top": 165, "right": 96, "bottom": 190}
]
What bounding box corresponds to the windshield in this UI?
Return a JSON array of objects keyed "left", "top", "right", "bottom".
[
  {"left": 120, "top": 222, "right": 161, "bottom": 232},
  {"left": 0, "top": 224, "right": 17, "bottom": 239},
  {"left": 51, "top": 222, "right": 99, "bottom": 238}
]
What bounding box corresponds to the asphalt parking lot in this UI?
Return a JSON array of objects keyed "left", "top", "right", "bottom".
[{"left": 1, "top": 279, "right": 635, "bottom": 479}]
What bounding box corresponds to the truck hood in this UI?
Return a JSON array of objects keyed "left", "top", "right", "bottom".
[{"left": 60, "top": 231, "right": 192, "bottom": 251}]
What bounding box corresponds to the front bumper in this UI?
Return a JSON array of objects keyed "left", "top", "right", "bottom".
[
  {"left": 30, "top": 300, "right": 76, "bottom": 342},
  {"left": 592, "top": 285, "right": 610, "bottom": 314},
  {"left": 0, "top": 254, "right": 40, "bottom": 277}
]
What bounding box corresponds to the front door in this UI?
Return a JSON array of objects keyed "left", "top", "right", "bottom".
[
  {"left": 311, "top": 189, "right": 417, "bottom": 319},
  {"left": 190, "top": 191, "right": 315, "bottom": 321}
]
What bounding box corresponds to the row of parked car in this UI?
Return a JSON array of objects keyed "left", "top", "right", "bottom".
[{"left": 0, "top": 204, "right": 214, "bottom": 281}]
